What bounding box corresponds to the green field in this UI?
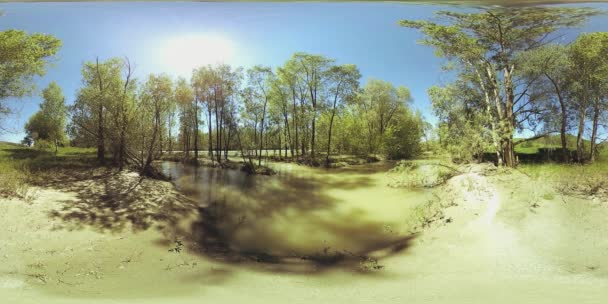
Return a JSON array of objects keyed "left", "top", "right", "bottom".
[{"left": 0, "top": 142, "right": 98, "bottom": 197}]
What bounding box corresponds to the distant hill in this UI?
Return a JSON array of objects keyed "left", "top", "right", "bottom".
[
  {"left": 514, "top": 134, "right": 595, "bottom": 153},
  {"left": 0, "top": 141, "right": 20, "bottom": 147}
]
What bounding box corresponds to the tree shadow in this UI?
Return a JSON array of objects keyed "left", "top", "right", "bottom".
[
  {"left": 46, "top": 162, "right": 418, "bottom": 277},
  {"left": 3, "top": 148, "right": 52, "bottom": 159},
  {"left": 168, "top": 201, "right": 416, "bottom": 275},
  {"left": 158, "top": 164, "right": 417, "bottom": 275},
  {"left": 2, "top": 146, "right": 102, "bottom": 185},
  {"left": 47, "top": 171, "right": 196, "bottom": 233}
]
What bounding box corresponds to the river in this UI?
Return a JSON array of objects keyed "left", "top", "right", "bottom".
[{"left": 159, "top": 161, "right": 433, "bottom": 259}]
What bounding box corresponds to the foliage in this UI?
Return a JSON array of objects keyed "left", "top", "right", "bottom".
[
  {"left": 381, "top": 110, "right": 423, "bottom": 160},
  {"left": 428, "top": 83, "right": 491, "bottom": 163},
  {"left": 0, "top": 30, "right": 61, "bottom": 131},
  {"left": 24, "top": 82, "right": 67, "bottom": 152},
  {"left": 388, "top": 160, "right": 460, "bottom": 188},
  {"left": 26, "top": 52, "right": 423, "bottom": 176},
  {"left": 401, "top": 6, "right": 600, "bottom": 167}
]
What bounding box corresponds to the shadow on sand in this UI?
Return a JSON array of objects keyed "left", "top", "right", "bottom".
[{"left": 46, "top": 162, "right": 417, "bottom": 276}]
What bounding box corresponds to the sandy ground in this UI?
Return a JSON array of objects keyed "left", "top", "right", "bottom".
[{"left": 1, "top": 165, "right": 607, "bottom": 303}]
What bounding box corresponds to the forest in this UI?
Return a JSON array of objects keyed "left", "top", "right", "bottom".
[
  {"left": 1, "top": 3, "right": 608, "bottom": 304},
  {"left": 20, "top": 53, "right": 423, "bottom": 176},
  {"left": 9, "top": 7, "right": 607, "bottom": 177}
]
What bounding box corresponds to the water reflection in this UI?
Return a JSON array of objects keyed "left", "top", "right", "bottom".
[
  {"left": 161, "top": 162, "right": 257, "bottom": 205},
  {"left": 158, "top": 161, "right": 428, "bottom": 271}
]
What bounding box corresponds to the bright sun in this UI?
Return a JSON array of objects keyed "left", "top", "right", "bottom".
[{"left": 161, "top": 34, "right": 236, "bottom": 75}]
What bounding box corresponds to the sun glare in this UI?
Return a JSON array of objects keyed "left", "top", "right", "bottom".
[{"left": 161, "top": 34, "right": 236, "bottom": 75}]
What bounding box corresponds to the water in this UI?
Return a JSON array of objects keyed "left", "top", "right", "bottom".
[{"left": 159, "top": 161, "right": 433, "bottom": 260}]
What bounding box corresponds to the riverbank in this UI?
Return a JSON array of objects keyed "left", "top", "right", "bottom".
[
  {"left": 1, "top": 158, "right": 607, "bottom": 303},
  {"left": 157, "top": 150, "right": 384, "bottom": 173}
]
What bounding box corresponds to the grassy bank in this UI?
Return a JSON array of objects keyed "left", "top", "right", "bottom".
[
  {"left": 0, "top": 142, "right": 99, "bottom": 197},
  {"left": 517, "top": 147, "right": 608, "bottom": 198}
]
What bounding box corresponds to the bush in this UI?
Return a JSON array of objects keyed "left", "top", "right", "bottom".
[
  {"left": 388, "top": 160, "right": 460, "bottom": 188},
  {"left": 34, "top": 139, "right": 53, "bottom": 152},
  {"left": 0, "top": 161, "right": 31, "bottom": 199},
  {"left": 381, "top": 112, "right": 423, "bottom": 160}
]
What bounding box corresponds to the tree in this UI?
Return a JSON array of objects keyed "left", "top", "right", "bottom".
[
  {"left": 356, "top": 79, "right": 413, "bottom": 155},
  {"left": 289, "top": 53, "right": 334, "bottom": 163},
  {"left": 191, "top": 67, "right": 214, "bottom": 160},
  {"left": 517, "top": 44, "right": 574, "bottom": 162},
  {"left": 269, "top": 70, "right": 293, "bottom": 159},
  {"left": 276, "top": 62, "right": 304, "bottom": 159},
  {"left": 70, "top": 58, "right": 126, "bottom": 163},
  {"left": 429, "top": 81, "right": 491, "bottom": 163},
  {"left": 569, "top": 32, "right": 608, "bottom": 162},
  {"left": 137, "top": 74, "right": 173, "bottom": 176},
  {"left": 324, "top": 64, "right": 360, "bottom": 166},
  {"left": 0, "top": 30, "right": 61, "bottom": 131},
  {"left": 111, "top": 58, "right": 136, "bottom": 170},
  {"left": 401, "top": 6, "right": 599, "bottom": 166},
  {"left": 382, "top": 110, "right": 424, "bottom": 160},
  {"left": 175, "top": 77, "right": 196, "bottom": 158},
  {"left": 192, "top": 65, "right": 243, "bottom": 163},
  {"left": 247, "top": 65, "right": 274, "bottom": 166},
  {"left": 25, "top": 82, "right": 67, "bottom": 153}
]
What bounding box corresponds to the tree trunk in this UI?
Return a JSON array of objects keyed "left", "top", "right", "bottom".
[
  {"left": 97, "top": 102, "right": 105, "bottom": 163},
  {"left": 473, "top": 65, "right": 502, "bottom": 166},
  {"left": 193, "top": 101, "right": 199, "bottom": 160},
  {"left": 326, "top": 89, "right": 340, "bottom": 167},
  {"left": 142, "top": 105, "right": 161, "bottom": 176},
  {"left": 258, "top": 97, "right": 268, "bottom": 167},
  {"left": 310, "top": 85, "right": 317, "bottom": 163},
  {"left": 224, "top": 121, "right": 231, "bottom": 161},
  {"left": 554, "top": 78, "right": 569, "bottom": 163},
  {"left": 589, "top": 97, "right": 600, "bottom": 163},
  {"left": 214, "top": 93, "right": 220, "bottom": 163},
  {"left": 158, "top": 126, "right": 163, "bottom": 155},
  {"left": 502, "top": 65, "right": 517, "bottom": 167},
  {"left": 283, "top": 112, "right": 293, "bottom": 159},
  {"left": 576, "top": 96, "right": 587, "bottom": 163},
  {"left": 292, "top": 89, "right": 299, "bottom": 160},
  {"left": 207, "top": 104, "right": 213, "bottom": 161}
]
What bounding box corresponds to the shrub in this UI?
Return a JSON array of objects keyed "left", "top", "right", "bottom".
[{"left": 0, "top": 161, "right": 31, "bottom": 199}]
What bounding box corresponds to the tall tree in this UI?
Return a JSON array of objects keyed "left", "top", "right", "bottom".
[
  {"left": 289, "top": 53, "right": 333, "bottom": 163},
  {"left": 401, "top": 7, "right": 599, "bottom": 166},
  {"left": 25, "top": 82, "right": 67, "bottom": 153},
  {"left": 517, "top": 44, "right": 574, "bottom": 162},
  {"left": 247, "top": 65, "right": 274, "bottom": 166},
  {"left": 324, "top": 64, "right": 360, "bottom": 166},
  {"left": 569, "top": 32, "right": 608, "bottom": 162},
  {"left": 71, "top": 58, "right": 125, "bottom": 163},
  {"left": 175, "top": 77, "right": 196, "bottom": 158},
  {"left": 357, "top": 79, "right": 413, "bottom": 155},
  {"left": 0, "top": 30, "right": 61, "bottom": 131},
  {"left": 138, "top": 74, "right": 173, "bottom": 175}
]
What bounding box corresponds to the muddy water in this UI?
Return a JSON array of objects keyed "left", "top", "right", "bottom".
[{"left": 159, "top": 161, "right": 433, "bottom": 259}]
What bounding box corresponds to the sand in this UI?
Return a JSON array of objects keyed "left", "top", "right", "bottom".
[{"left": 0, "top": 164, "right": 607, "bottom": 303}]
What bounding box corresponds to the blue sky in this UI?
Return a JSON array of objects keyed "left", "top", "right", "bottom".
[{"left": 0, "top": 1, "right": 607, "bottom": 143}]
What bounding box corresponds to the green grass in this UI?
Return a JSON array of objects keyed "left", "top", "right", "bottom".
[
  {"left": 514, "top": 146, "right": 542, "bottom": 155},
  {"left": 0, "top": 142, "right": 99, "bottom": 197},
  {"left": 499, "top": 135, "right": 608, "bottom": 197},
  {"left": 518, "top": 148, "right": 608, "bottom": 197}
]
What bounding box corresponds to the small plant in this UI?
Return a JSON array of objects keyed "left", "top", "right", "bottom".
[
  {"left": 168, "top": 239, "right": 184, "bottom": 253},
  {"left": 359, "top": 256, "right": 384, "bottom": 271},
  {"left": 26, "top": 272, "right": 49, "bottom": 284},
  {"left": 541, "top": 192, "right": 555, "bottom": 200}
]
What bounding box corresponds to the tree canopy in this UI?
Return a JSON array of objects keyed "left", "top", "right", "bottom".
[
  {"left": 401, "top": 6, "right": 602, "bottom": 166},
  {"left": 0, "top": 30, "right": 61, "bottom": 131}
]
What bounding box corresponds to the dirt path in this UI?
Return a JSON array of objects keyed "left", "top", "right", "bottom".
[{"left": 1, "top": 165, "right": 607, "bottom": 303}]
